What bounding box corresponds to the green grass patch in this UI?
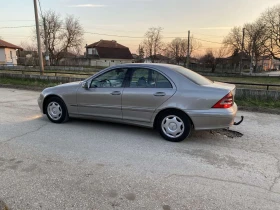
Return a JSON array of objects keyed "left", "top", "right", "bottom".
[
  {"left": 236, "top": 98, "right": 280, "bottom": 109},
  {"left": 0, "top": 77, "right": 61, "bottom": 88}
]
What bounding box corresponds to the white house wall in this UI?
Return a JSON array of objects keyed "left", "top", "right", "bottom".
[
  {"left": 0, "top": 48, "right": 5, "bottom": 64},
  {"left": 3, "top": 48, "right": 18, "bottom": 65},
  {"left": 90, "top": 59, "right": 133, "bottom": 67}
]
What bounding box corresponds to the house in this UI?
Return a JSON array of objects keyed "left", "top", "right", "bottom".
[
  {"left": 0, "top": 39, "right": 23, "bottom": 65},
  {"left": 144, "top": 54, "right": 171, "bottom": 64},
  {"left": 85, "top": 40, "right": 133, "bottom": 67},
  {"left": 257, "top": 55, "right": 280, "bottom": 71},
  {"left": 216, "top": 52, "right": 251, "bottom": 70},
  {"left": 17, "top": 50, "right": 38, "bottom": 66}
]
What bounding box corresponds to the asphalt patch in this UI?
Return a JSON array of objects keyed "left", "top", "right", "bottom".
[
  {"left": 210, "top": 129, "right": 243, "bottom": 138},
  {"left": 0, "top": 200, "right": 8, "bottom": 210}
]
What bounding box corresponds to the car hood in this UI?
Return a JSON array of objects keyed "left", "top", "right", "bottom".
[
  {"left": 42, "top": 81, "right": 82, "bottom": 96},
  {"left": 54, "top": 81, "right": 82, "bottom": 88}
]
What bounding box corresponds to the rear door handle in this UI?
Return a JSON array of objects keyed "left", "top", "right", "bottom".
[
  {"left": 111, "top": 91, "right": 121, "bottom": 95},
  {"left": 154, "top": 92, "right": 166, "bottom": 96}
]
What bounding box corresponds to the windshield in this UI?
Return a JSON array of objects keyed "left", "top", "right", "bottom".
[{"left": 170, "top": 65, "right": 213, "bottom": 85}]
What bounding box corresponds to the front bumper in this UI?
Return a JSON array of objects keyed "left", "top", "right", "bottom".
[
  {"left": 37, "top": 94, "right": 44, "bottom": 113},
  {"left": 186, "top": 103, "right": 238, "bottom": 130}
]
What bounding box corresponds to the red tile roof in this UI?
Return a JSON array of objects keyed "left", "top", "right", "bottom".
[
  {"left": 87, "top": 40, "right": 128, "bottom": 49},
  {"left": 86, "top": 40, "right": 133, "bottom": 59},
  {"left": 0, "top": 39, "right": 23, "bottom": 50}
]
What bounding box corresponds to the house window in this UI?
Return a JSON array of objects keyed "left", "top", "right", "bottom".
[
  {"left": 93, "top": 48, "right": 98, "bottom": 55},
  {"left": 105, "top": 60, "right": 107, "bottom": 62},
  {"left": 88, "top": 48, "right": 93, "bottom": 55},
  {"left": 111, "top": 60, "right": 114, "bottom": 62},
  {"left": 10, "top": 51, "right": 12, "bottom": 59}
]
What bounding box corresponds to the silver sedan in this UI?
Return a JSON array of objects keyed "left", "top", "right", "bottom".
[{"left": 38, "top": 64, "right": 238, "bottom": 142}]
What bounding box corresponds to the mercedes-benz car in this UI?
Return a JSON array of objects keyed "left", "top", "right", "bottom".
[{"left": 38, "top": 64, "right": 238, "bottom": 142}]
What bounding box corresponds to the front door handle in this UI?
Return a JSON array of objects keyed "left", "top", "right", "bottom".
[
  {"left": 111, "top": 91, "right": 121, "bottom": 95},
  {"left": 154, "top": 92, "right": 166, "bottom": 96}
]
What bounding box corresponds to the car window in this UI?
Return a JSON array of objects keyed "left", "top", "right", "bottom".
[
  {"left": 129, "top": 68, "right": 172, "bottom": 88},
  {"left": 169, "top": 65, "right": 213, "bottom": 85},
  {"left": 90, "top": 69, "right": 128, "bottom": 88},
  {"left": 154, "top": 72, "right": 172, "bottom": 88}
]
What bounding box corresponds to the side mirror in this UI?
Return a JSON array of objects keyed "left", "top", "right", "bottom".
[{"left": 82, "top": 81, "right": 90, "bottom": 89}]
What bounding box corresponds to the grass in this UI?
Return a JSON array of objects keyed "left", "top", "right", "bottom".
[
  {"left": 0, "top": 77, "right": 61, "bottom": 88},
  {"left": 236, "top": 98, "right": 280, "bottom": 109}
]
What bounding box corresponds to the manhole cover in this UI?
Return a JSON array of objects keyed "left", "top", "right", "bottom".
[
  {"left": 0, "top": 200, "right": 8, "bottom": 210},
  {"left": 210, "top": 129, "right": 243, "bottom": 138}
]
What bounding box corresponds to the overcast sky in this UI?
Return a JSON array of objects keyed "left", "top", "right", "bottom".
[{"left": 0, "top": 0, "right": 280, "bottom": 53}]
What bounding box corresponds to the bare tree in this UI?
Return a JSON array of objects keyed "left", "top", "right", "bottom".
[
  {"left": 261, "top": 5, "right": 280, "bottom": 60},
  {"left": 20, "top": 42, "right": 37, "bottom": 51},
  {"left": 38, "top": 10, "right": 84, "bottom": 65},
  {"left": 200, "top": 48, "right": 216, "bottom": 72},
  {"left": 244, "top": 21, "right": 268, "bottom": 70},
  {"left": 189, "top": 36, "right": 202, "bottom": 57},
  {"left": 223, "top": 27, "right": 244, "bottom": 54},
  {"left": 143, "top": 27, "right": 163, "bottom": 63},
  {"left": 200, "top": 47, "right": 230, "bottom": 72},
  {"left": 167, "top": 38, "right": 184, "bottom": 64},
  {"left": 167, "top": 37, "right": 201, "bottom": 65},
  {"left": 223, "top": 22, "right": 268, "bottom": 71}
]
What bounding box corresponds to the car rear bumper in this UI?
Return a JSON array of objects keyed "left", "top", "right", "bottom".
[{"left": 185, "top": 103, "right": 238, "bottom": 130}]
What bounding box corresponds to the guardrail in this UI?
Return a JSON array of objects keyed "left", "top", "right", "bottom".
[
  {"left": 0, "top": 69, "right": 97, "bottom": 77},
  {"left": 220, "top": 81, "right": 280, "bottom": 91}
]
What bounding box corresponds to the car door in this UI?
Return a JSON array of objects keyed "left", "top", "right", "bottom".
[
  {"left": 77, "top": 68, "right": 128, "bottom": 119},
  {"left": 122, "top": 68, "right": 176, "bottom": 123}
]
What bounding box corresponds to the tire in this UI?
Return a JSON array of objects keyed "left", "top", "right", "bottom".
[
  {"left": 45, "top": 96, "right": 68, "bottom": 123},
  {"left": 157, "top": 110, "right": 192, "bottom": 142}
]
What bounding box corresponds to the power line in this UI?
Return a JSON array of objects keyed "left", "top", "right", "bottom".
[
  {"left": 84, "top": 31, "right": 187, "bottom": 39},
  {"left": 193, "top": 33, "right": 225, "bottom": 38},
  {"left": 0, "top": 20, "right": 34, "bottom": 22},
  {"left": 0, "top": 25, "right": 35, "bottom": 29},
  {"left": 84, "top": 31, "right": 143, "bottom": 38},
  {"left": 192, "top": 38, "right": 223, "bottom": 44},
  {"left": 0, "top": 24, "right": 225, "bottom": 44}
]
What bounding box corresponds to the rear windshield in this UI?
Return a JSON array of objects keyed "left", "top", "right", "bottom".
[{"left": 170, "top": 65, "right": 213, "bottom": 85}]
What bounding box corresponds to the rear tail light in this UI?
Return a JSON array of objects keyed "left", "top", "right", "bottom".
[{"left": 212, "top": 92, "right": 234, "bottom": 109}]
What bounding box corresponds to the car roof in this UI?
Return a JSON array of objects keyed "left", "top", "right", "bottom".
[{"left": 112, "top": 63, "right": 177, "bottom": 69}]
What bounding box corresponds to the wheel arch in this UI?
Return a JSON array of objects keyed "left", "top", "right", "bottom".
[
  {"left": 153, "top": 108, "right": 195, "bottom": 130},
  {"left": 43, "top": 94, "right": 67, "bottom": 114}
]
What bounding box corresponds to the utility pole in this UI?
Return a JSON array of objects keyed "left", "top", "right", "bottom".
[
  {"left": 33, "top": 0, "right": 44, "bottom": 74},
  {"left": 43, "top": 17, "right": 50, "bottom": 66},
  {"left": 240, "top": 27, "right": 245, "bottom": 73},
  {"left": 250, "top": 41, "right": 254, "bottom": 74},
  {"left": 186, "top": 30, "right": 190, "bottom": 68},
  {"left": 278, "top": 13, "right": 280, "bottom": 43}
]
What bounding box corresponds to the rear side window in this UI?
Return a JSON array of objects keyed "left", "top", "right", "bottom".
[
  {"left": 129, "top": 68, "right": 172, "bottom": 88},
  {"left": 170, "top": 65, "right": 213, "bottom": 85}
]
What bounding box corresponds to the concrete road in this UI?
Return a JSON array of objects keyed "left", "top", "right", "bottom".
[{"left": 0, "top": 88, "right": 280, "bottom": 210}]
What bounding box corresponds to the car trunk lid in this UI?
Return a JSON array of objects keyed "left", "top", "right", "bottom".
[{"left": 204, "top": 81, "right": 236, "bottom": 97}]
